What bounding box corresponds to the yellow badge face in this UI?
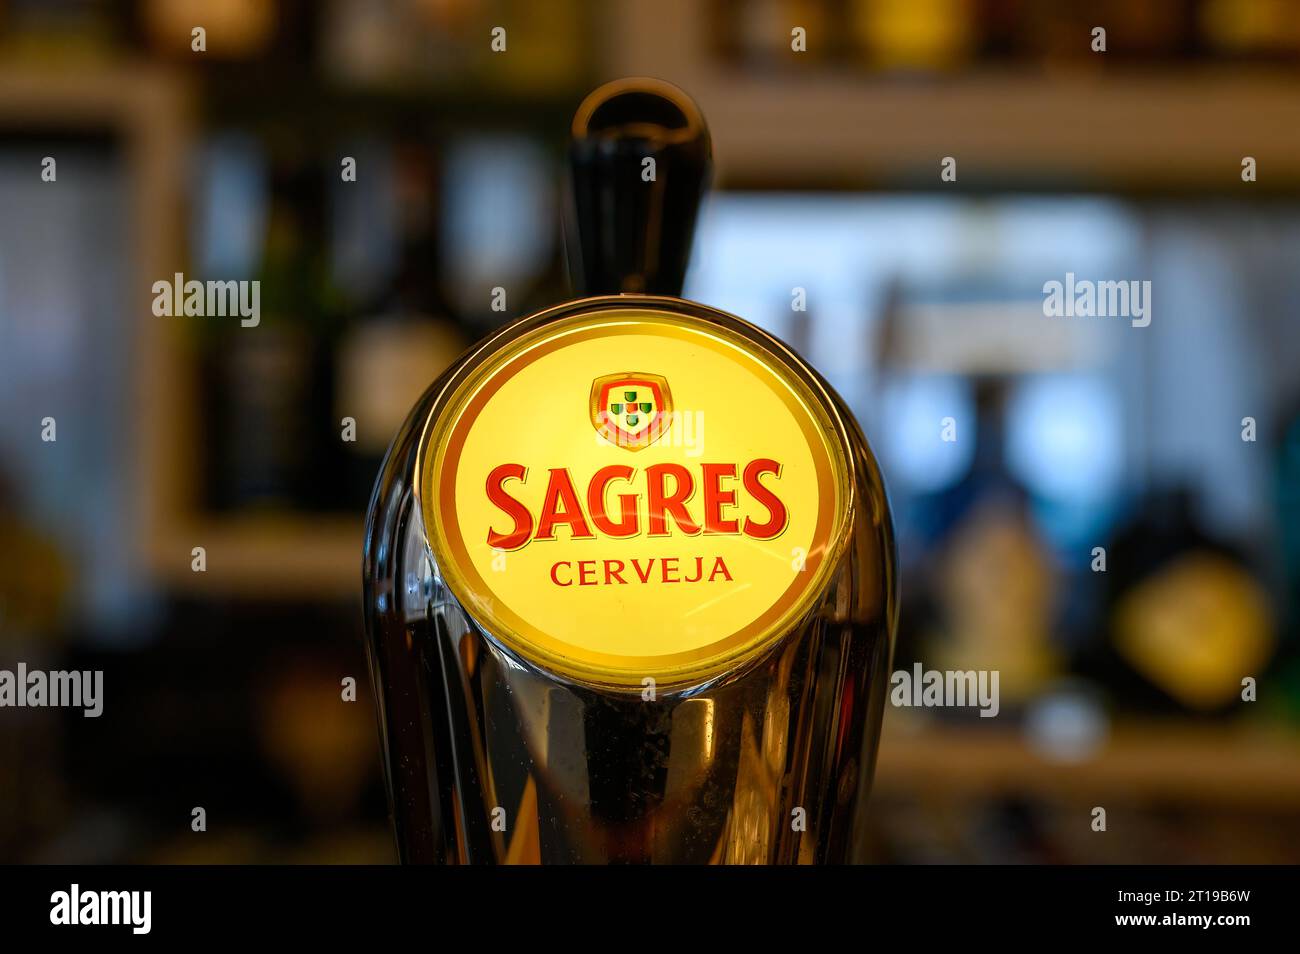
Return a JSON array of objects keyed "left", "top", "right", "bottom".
[{"left": 418, "top": 301, "right": 852, "bottom": 689}]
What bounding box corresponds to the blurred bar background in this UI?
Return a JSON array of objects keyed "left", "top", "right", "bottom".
[{"left": 2, "top": 0, "right": 1300, "bottom": 863}]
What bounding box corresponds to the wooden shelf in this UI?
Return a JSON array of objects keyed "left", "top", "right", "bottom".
[
  {"left": 147, "top": 515, "right": 363, "bottom": 600},
  {"left": 605, "top": 0, "right": 1300, "bottom": 190},
  {"left": 874, "top": 720, "right": 1300, "bottom": 809}
]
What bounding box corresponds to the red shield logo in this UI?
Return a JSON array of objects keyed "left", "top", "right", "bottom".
[{"left": 590, "top": 372, "right": 673, "bottom": 450}]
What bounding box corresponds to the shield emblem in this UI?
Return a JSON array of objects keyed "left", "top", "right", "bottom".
[{"left": 590, "top": 372, "right": 673, "bottom": 450}]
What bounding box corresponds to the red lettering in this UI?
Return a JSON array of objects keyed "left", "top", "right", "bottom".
[
  {"left": 551, "top": 556, "right": 733, "bottom": 585},
  {"left": 684, "top": 556, "right": 703, "bottom": 583},
  {"left": 701, "top": 463, "right": 739, "bottom": 534},
  {"left": 588, "top": 465, "right": 639, "bottom": 537},
  {"left": 661, "top": 557, "right": 680, "bottom": 583},
  {"left": 535, "top": 469, "right": 594, "bottom": 540},
  {"left": 742, "top": 458, "right": 787, "bottom": 540},
  {"left": 646, "top": 463, "right": 700, "bottom": 536},
  {"left": 483, "top": 459, "right": 788, "bottom": 547},
  {"left": 486, "top": 464, "right": 532, "bottom": 550}
]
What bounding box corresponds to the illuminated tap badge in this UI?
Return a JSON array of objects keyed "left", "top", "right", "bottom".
[{"left": 419, "top": 300, "right": 853, "bottom": 689}]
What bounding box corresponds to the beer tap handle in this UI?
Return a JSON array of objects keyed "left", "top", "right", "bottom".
[{"left": 566, "top": 78, "right": 712, "bottom": 298}]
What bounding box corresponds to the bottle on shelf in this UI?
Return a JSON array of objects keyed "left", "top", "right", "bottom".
[
  {"left": 208, "top": 146, "right": 339, "bottom": 512},
  {"left": 911, "top": 377, "right": 1062, "bottom": 715},
  {"left": 334, "top": 141, "right": 468, "bottom": 509},
  {"left": 1086, "top": 484, "right": 1276, "bottom": 715}
]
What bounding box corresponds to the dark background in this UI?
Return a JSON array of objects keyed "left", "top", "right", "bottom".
[{"left": 2, "top": 0, "right": 1300, "bottom": 863}]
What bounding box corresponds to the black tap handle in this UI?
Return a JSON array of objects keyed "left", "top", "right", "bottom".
[{"left": 567, "top": 78, "right": 712, "bottom": 298}]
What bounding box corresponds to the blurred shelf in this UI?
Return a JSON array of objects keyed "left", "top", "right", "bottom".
[
  {"left": 149, "top": 515, "right": 363, "bottom": 600},
  {"left": 199, "top": 67, "right": 585, "bottom": 136},
  {"left": 607, "top": 0, "right": 1300, "bottom": 190},
  {"left": 697, "top": 71, "right": 1300, "bottom": 191},
  {"left": 0, "top": 62, "right": 188, "bottom": 127},
  {"left": 874, "top": 720, "right": 1300, "bottom": 809}
]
